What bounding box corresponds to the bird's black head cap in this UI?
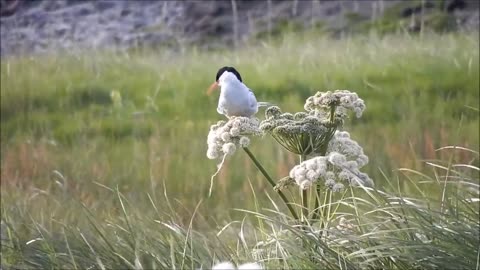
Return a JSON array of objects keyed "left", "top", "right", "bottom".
[{"left": 216, "top": 66, "right": 242, "bottom": 82}]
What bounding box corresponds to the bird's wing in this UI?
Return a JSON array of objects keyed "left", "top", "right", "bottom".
[
  {"left": 217, "top": 96, "right": 227, "bottom": 115},
  {"left": 247, "top": 88, "right": 258, "bottom": 109}
]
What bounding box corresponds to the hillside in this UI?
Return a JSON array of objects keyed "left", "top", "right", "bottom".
[{"left": 1, "top": 0, "right": 479, "bottom": 55}]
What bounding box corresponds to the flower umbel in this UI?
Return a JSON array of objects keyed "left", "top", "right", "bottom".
[
  {"left": 207, "top": 116, "right": 261, "bottom": 196},
  {"left": 207, "top": 117, "right": 261, "bottom": 159},
  {"left": 304, "top": 90, "right": 366, "bottom": 119},
  {"left": 260, "top": 106, "right": 336, "bottom": 155},
  {"left": 260, "top": 90, "right": 365, "bottom": 156},
  {"left": 288, "top": 131, "right": 373, "bottom": 191}
]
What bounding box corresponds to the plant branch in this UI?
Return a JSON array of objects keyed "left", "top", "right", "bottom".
[
  {"left": 243, "top": 147, "right": 299, "bottom": 220},
  {"left": 300, "top": 154, "right": 309, "bottom": 222},
  {"left": 312, "top": 143, "right": 329, "bottom": 221}
]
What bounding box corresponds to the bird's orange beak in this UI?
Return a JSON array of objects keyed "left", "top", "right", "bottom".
[{"left": 206, "top": 81, "right": 219, "bottom": 96}]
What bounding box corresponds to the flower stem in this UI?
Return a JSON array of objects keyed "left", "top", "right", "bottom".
[
  {"left": 312, "top": 184, "right": 322, "bottom": 221},
  {"left": 312, "top": 144, "right": 329, "bottom": 221},
  {"left": 301, "top": 190, "right": 308, "bottom": 222},
  {"left": 329, "top": 104, "right": 336, "bottom": 123},
  {"left": 300, "top": 154, "right": 308, "bottom": 222},
  {"left": 243, "top": 147, "right": 299, "bottom": 220}
]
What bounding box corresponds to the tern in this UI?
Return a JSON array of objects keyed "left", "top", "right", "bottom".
[{"left": 207, "top": 66, "right": 265, "bottom": 118}]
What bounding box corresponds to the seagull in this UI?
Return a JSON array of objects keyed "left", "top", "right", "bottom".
[{"left": 207, "top": 66, "right": 265, "bottom": 118}]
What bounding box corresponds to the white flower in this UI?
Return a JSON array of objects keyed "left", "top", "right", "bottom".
[
  {"left": 328, "top": 131, "right": 368, "bottom": 168},
  {"left": 344, "top": 160, "right": 358, "bottom": 170},
  {"left": 289, "top": 156, "right": 329, "bottom": 189},
  {"left": 213, "top": 262, "right": 236, "bottom": 270},
  {"left": 294, "top": 167, "right": 306, "bottom": 179},
  {"left": 207, "top": 117, "right": 261, "bottom": 160},
  {"left": 212, "top": 262, "right": 263, "bottom": 270},
  {"left": 289, "top": 146, "right": 373, "bottom": 190},
  {"left": 230, "top": 127, "right": 240, "bottom": 137},
  {"left": 353, "top": 99, "right": 366, "bottom": 118},
  {"left": 221, "top": 132, "right": 231, "bottom": 142},
  {"left": 222, "top": 143, "right": 236, "bottom": 155},
  {"left": 304, "top": 90, "right": 366, "bottom": 118},
  {"left": 300, "top": 180, "right": 312, "bottom": 190},
  {"left": 315, "top": 157, "right": 328, "bottom": 176},
  {"left": 325, "top": 178, "right": 336, "bottom": 188},
  {"left": 207, "top": 117, "right": 261, "bottom": 196},
  {"left": 357, "top": 154, "right": 369, "bottom": 167},
  {"left": 239, "top": 136, "right": 250, "bottom": 147},
  {"left": 336, "top": 131, "right": 350, "bottom": 138},
  {"left": 328, "top": 152, "right": 346, "bottom": 166},
  {"left": 295, "top": 174, "right": 306, "bottom": 183},
  {"left": 306, "top": 169, "right": 320, "bottom": 181},
  {"left": 338, "top": 171, "right": 351, "bottom": 182},
  {"left": 306, "top": 161, "right": 317, "bottom": 170},
  {"left": 207, "top": 148, "right": 219, "bottom": 159},
  {"left": 321, "top": 131, "right": 373, "bottom": 188},
  {"left": 238, "top": 262, "right": 263, "bottom": 270},
  {"left": 332, "top": 182, "right": 345, "bottom": 192}
]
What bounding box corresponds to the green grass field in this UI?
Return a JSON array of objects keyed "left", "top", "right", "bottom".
[{"left": 1, "top": 31, "right": 479, "bottom": 269}]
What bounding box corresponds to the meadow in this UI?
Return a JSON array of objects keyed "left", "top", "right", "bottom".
[{"left": 1, "top": 31, "right": 479, "bottom": 269}]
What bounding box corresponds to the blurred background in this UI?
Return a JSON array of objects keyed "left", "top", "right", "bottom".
[
  {"left": 1, "top": 0, "right": 479, "bottom": 54},
  {"left": 1, "top": 0, "right": 479, "bottom": 227}
]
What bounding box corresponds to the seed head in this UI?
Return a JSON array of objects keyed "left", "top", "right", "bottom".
[{"left": 261, "top": 106, "right": 336, "bottom": 155}]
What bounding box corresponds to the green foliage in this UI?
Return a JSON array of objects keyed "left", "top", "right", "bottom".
[
  {"left": 347, "top": 1, "right": 465, "bottom": 35},
  {"left": 1, "top": 149, "right": 478, "bottom": 269},
  {"left": 1, "top": 32, "right": 479, "bottom": 268}
]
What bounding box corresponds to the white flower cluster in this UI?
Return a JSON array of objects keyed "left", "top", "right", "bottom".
[
  {"left": 289, "top": 131, "right": 373, "bottom": 191},
  {"left": 328, "top": 131, "right": 369, "bottom": 167},
  {"left": 207, "top": 117, "right": 261, "bottom": 159},
  {"left": 212, "top": 262, "right": 263, "bottom": 270},
  {"left": 304, "top": 90, "right": 366, "bottom": 118}
]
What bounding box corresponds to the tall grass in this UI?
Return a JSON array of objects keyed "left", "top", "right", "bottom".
[
  {"left": 1, "top": 32, "right": 479, "bottom": 268},
  {"left": 1, "top": 146, "right": 478, "bottom": 269}
]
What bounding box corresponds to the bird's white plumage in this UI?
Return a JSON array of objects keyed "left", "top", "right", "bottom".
[{"left": 216, "top": 71, "right": 258, "bottom": 117}]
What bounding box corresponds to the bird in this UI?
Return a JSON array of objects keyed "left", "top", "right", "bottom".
[{"left": 207, "top": 66, "right": 265, "bottom": 118}]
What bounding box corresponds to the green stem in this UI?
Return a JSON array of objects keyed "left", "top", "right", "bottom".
[
  {"left": 300, "top": 154, "right": 308, "bottom": 223},
  {"left": 329, "top": 104, "right": 336, "bottom": 123},
  {"left": 326, "top": 189, "right": 333, "bottom": 224},
  {"left": 243, "top": 147, "right": 299, "bottom": 220},
  {"left": 312, "top": 184, "right": 322, "bottom": 221},
  {"left": 312, "top": 144, "right": 329, "bottom": 221},
  {"left": 350, "top": 186, "right": 365, "bottom": 235},
  {"left": 301, "top": 191, "right": 308, "bottom": 222},
  {"left": 311, "top": 104, "right": 336, "bottom": 222}
]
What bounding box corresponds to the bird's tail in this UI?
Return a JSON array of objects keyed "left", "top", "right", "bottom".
[{"left": 257, "top": 102, "right": 274, "bottom": 108}]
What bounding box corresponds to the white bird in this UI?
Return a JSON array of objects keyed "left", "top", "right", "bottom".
[{"left": 207, "top": 66, "right": 265, "bottom": 118}]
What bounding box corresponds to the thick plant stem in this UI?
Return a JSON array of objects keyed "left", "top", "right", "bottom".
[
  {"left": 312, "top": 184, "right": 322, "bottom": 221},
  {"left": 301, "top": 190, "right": 308, "bottom": 222},
  {"left": 312, "top": 116, "right": 332, "bottom": 221},
  {"left": 243, "top": 147, "right": 299, "bottom": 220},
  {"left": 300, "top": 154, "right": 308, "bottom": 222}
]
